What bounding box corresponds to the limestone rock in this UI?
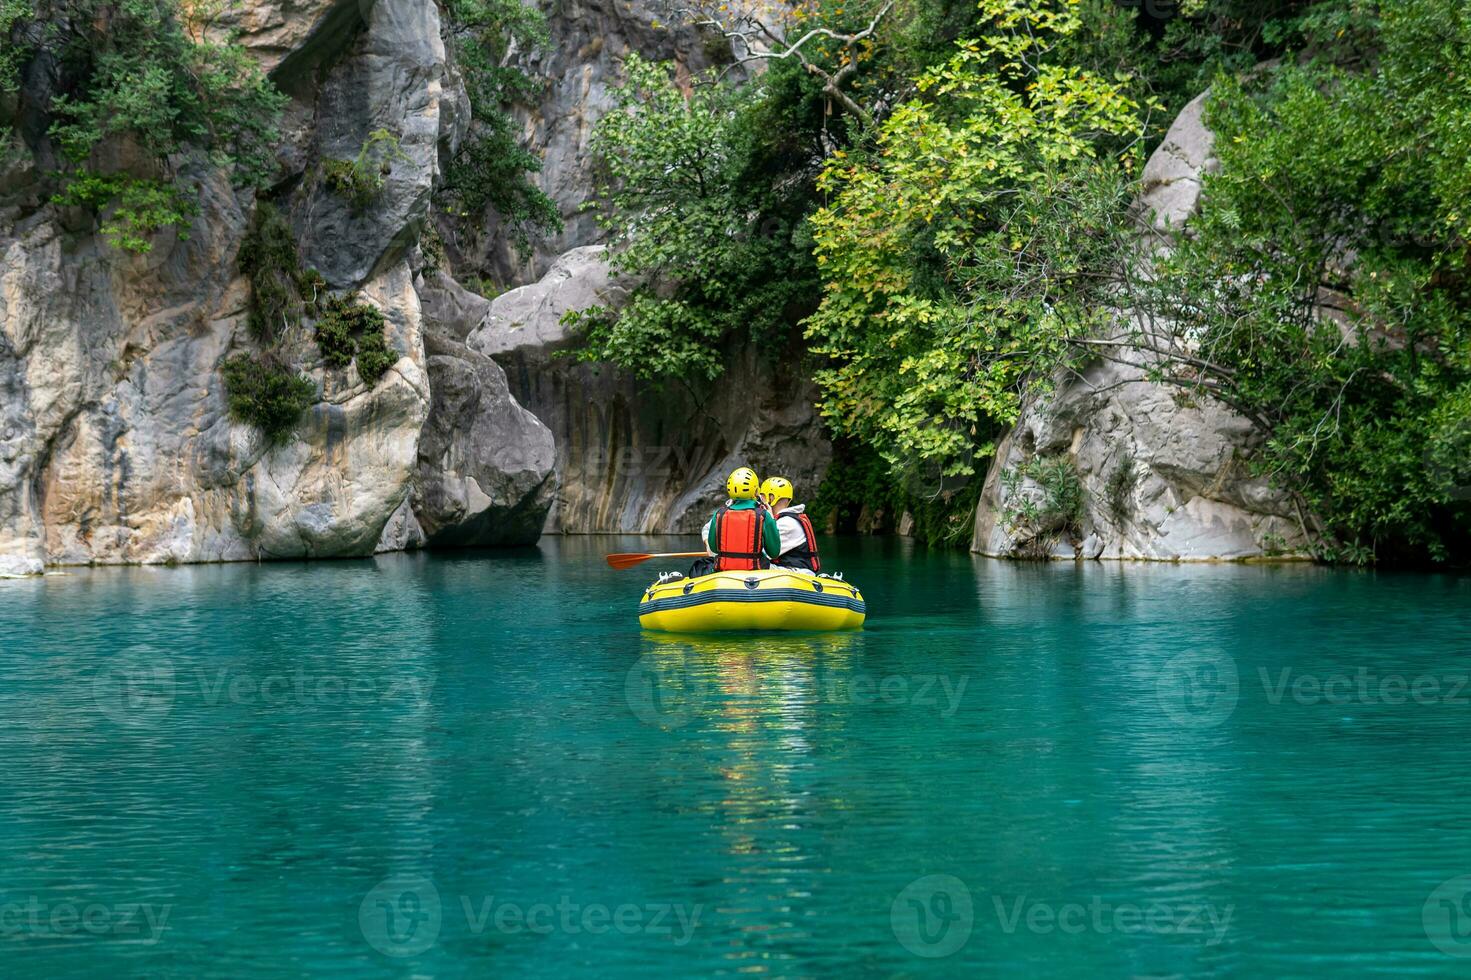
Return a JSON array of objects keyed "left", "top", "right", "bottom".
[
  {"left": 971, "top": 356, "right": 1308, "bottom": 562},
  {"left": 416, "top": 271, "right": 493, "bottom": 342},
  {"left": 283, "top": 0, "right": 450, "bottom": 287},
  {"left": 972, "top": 89, "right": 1310, "bottom": 563},
  {"left": 213, "top": 0, "right": 346, "bottom": 75},
  {"left": 0, "top": 554, "right": 43, "bottom": 577},
  {"left": 1136, "top": 89, "right": 1217, "bottom": 232},
  {"left": 412, "top": 332, "right": 556, "bottom": 547},
  {"left": 468, "top": 247, "right": 831, "bottom": 532},
  {"left": 0, "top": 0, "right": 448, "bottom": 570}
]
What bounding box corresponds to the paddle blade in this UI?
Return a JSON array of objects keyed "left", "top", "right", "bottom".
[
  {"left": 604, "top": 551, "right": 709, "bottom": 570},
  {"left": 605, "top": 553, "right": 655, "bottom": 570}
]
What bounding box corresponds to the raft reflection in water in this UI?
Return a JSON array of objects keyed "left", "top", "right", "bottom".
[{"left": 627, "top": 631, "right": 867, "bottom": 729}]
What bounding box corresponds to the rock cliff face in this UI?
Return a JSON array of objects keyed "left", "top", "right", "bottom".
[
  {"left": 0, "top": 0, "right": 825, "bottom": 573},
  {"left": 8, "top": 1, "right": 1282, "bottom": 572},
  {"left": 0, "top": 0, "right": 548, "bottom": 572},
  {"left": 468, "top": 247, "right": 832, "bottom": 532},
  {"left": 480, "top": 0, "right": 732, "bottom": 283},
  {"left": 970, "top": 92, "right": 1311, "bottom": 562}
]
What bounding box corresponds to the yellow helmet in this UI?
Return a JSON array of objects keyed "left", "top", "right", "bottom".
[
  {"left": 759, "top": 476, "right": 794, "bottom": 507},
  {"left": 726, "top": 467, "right": 759, "bottom": 500}
]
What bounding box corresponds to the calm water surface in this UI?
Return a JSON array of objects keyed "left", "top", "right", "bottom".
[{"left": 2, "top": 537, "right": 1470, "bottom": 978}]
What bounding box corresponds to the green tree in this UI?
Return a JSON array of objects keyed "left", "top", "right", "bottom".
[
  {"left": 1130, "top": 0, "right": 1471, "bottom": 563},
  {"left": 0, "top": 0, "right": 31, "bottom": 93},
  {"left": 804, "top": 0, "right": 1150, "bottom": 479},
  {"left": 567, "top": 53, "right": 823, "bottom": 382}
]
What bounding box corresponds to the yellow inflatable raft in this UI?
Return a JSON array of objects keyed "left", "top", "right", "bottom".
[{"left": 638, "top": 568, "right": 866, "bottom": 633}]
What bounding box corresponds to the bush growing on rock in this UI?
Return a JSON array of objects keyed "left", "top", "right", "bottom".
[
  {"left": 6, "top": 0, "right": 286, "bottom": 252},
  {"left": 221, "top": 355, "right": 316, "bottom": 443},
  {"left": 239, "top": 203, "right": 320, "bottom": 342},
  {"left": 321, "top": 130, "right": 405, "bottom": 210},
  {"left": 354, "top": 332, "right": 398, "bottom": 386},
  {"left": 437, "top": 0, "right": 561, "bottom": 247},
  {"left": 1001, "top": 456, "right": 1086, "bottom": 552},
  {"left": 569, "top": 54, "right": 824, "bottom": 383},
  {"left": 314, "top": 296, "right": 396, "bottom": 385}
]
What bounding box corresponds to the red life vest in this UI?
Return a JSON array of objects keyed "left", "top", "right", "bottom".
[
  {"left": 713, "top": 505, "right": 770, "bottom": 571},
  {"left": 776, "top": 510, "right": 821, "bottom": 573}
]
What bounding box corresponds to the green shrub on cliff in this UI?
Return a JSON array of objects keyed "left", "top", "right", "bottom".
[
  {"left": 314, "top": 296, "right": 396, "bottom": 385},
  {"left": 6, "top": 0, "right": 285, "bottom": 252},
  {"left": 239, "top": 203, "right": 321, "bottom": 342},
  {"left": 438, "top": 0, "right": 561, "bottom": 244},
  {"left": 0, "top": 0, "right": 32, "bottom": 93},
  {"left": 221, "top": 354, "right": 315, "bottom": 443},
  {"left": 354, "top": 331, "right": 398, "bottom": 386},
  {"left": 1001, "top": 457, "right": 1085, "bottom": 548},
  {"left": 50, "top": 172, "right": 199, "bottom": 253},
  {"left": 321, "top": 130, "right": 406, "bottom": 210}
]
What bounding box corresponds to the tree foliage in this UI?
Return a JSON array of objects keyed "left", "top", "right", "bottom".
[
  {"left": 5, "top": 0, "right": 285, "bottom": 252},
  {"left": 437, "top": 0, "right": 561, "bottom": 245},
  {"left": 568, "top": 53, "right": 824, "bottom": 382},
  {"left": 805, "top": 0, "right": 1150, "bottom": 478},
  {"left": 1129, "top": 0, "right": 1471, "bottom": 562}
]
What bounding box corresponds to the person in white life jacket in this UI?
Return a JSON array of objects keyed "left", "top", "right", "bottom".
[{"left": 758, "top": 476, "right": 821, "bottom": 574}]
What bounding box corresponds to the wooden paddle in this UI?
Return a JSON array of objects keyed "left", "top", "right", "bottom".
[{"left": 605, "top": 551, "right": 709, "bottom": 570}]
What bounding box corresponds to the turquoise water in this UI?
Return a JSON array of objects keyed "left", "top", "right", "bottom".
[{"left": 2, "top": 537, "right": 1470, "bottom": 978}]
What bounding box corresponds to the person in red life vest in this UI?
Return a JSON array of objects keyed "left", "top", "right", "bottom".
[
  {"left": 690, "top": 467, "right": 782, "bottom": 577},
  {"left": 759, "top": 476, "right": 821, "bottom": 574}
]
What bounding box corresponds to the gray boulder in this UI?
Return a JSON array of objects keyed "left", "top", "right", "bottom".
[
  {"left": 411, "top": 331, "right": 557, "bottom": 547},
  {"left": 972, "top": 89, "right": 1311, "bottom": 562}
]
